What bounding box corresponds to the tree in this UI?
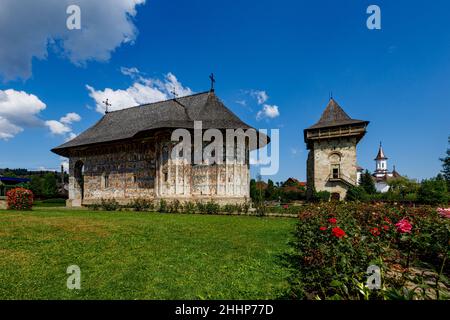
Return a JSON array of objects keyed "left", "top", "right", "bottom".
[
  {"left": 42, "top": 173, "right": 57, "bottom": 198},
  {"left": 360, "top": 170, "right": 377, "bottom": 194},
  {"left": 387, "top": 176, "right": 419, "bottom": 200},
  {"left": 265, "top": 179, "right": 276, "bottom": 200},
  {"left": 345, "top": 186, "right": 369, "bottom": 202},
  {"left": 440, "top": 136, "right": 450, "bottom": 189},
  {"left": 29, "top": 176, "right": 43, "bottom": 198},
  {"left": 417, "top": 178, "right": 448, "bottom": 205}
]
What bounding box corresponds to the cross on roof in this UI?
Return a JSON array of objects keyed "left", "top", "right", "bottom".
[
  {"left": 102, "top": 98, "right": 112, "bottom": 114},
  {"left": 171, "top": 87, "right": 178, "bottom": 98},
  {"left": 209, "top": 73, "right": 215, "bottom": 91}
]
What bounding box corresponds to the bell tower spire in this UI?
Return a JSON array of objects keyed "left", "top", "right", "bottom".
[{"left": 374, "top": 142, "right": 388, "bottom": 175}]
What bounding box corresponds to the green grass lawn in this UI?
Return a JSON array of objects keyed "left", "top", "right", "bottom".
[{"left": 0, "top": 208, "right": 295, "bottom": 299}]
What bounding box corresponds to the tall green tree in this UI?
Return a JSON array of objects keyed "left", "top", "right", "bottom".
[
  {"left": 417, "top": 178, "right": 448, "bottom": 205},
  {"left": 42, "top": 173, "right": 57, "bottom": 198},
  {"left": 265, "top": 179, "right": 276, "bottom": 200},
  {"left": 360, "top": 170, "right": 377, "bottom": 194},
  {"left": 29, "top": 176, "right": 43, "bottom": 197},
  {"left": 440, "top": 136, "right": 450, "bottom": 189}
]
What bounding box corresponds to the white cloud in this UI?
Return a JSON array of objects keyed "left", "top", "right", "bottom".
[
  {"left": 0, "top": 117, "right": 23, "bottom": 140},
  {"left": 87, "top": 71, "right": 193, "bottom": 113},
  {"left": 235, "top": 100, "right": 247, "bottom": 107},
  {"left": 241, "top": 89, "right": 280, "bottom": 120},
  {"left": 0, "top": 89, "right": 47, "bottom": 140},
  {"left": 120, "top": 66, "right": 140, "bottom": 77},
  {"left": 45, "top": 113, "right": 81, "bottom": 140},
  {"left": 60, "top": 112, "right": 81, "bottom": 124},
  {"left": 61, "top": 159, "right": 69, "bottom": 172},
  {"left": 0, "top": 89, "right": 81, "bottom": 140},
  {"left": 45, "top": 120, "right": 72, "bottom": 135},
  {"left": 257, "top": 104, "right": 280, "bottom": 120},
  {"left": 250, "top": 90, "right": 269, "bottom": 105},
  {"left": 0, "top": 0, "right": 146, "bottom": 81},
  {"left": 65, "top": 132, "right": 78, "bottom": 142}
]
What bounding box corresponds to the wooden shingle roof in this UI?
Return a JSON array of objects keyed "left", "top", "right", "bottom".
[
  {"left": 52, "top": 91, "right": 253, "bottom": 156},
  {"left": 306, "top": 98, "right": 368, "bottom": 130}
]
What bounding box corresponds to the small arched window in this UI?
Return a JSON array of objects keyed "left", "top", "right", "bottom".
[{"left": 102, "top": 173, "right": 110, "bottom": 189}]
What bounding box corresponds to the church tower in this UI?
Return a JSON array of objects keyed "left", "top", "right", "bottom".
[
  {"left": 304, "top": 98, "right": 369, "bottom": 200},
  {"left": 374, "top": 142, "right": 388, "bottom": 177}
]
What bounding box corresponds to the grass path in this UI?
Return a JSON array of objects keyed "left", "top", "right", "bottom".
[{"left": 0, "top": 208, "right": 295, "bottom": 299}]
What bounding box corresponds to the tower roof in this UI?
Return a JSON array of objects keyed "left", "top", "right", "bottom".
[
  {"left": 306, "top": 98, "right": 368, "bottom": 130},
  {"left": 375, "top": 143, "right": 388, "bottom": 160},
  {"left": 392, "top": 165, "right": 401, "bottom": 178}
]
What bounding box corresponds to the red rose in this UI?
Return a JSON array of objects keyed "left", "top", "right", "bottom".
[
  {"left": 332, "top": 227, "right": 346, "bottom": 238},
  {"left": 382, "top": 225, "right": 390, "bottom": 231},
  {"left": 320, "top": 226, "right": 327, "bottom": 231},
  {"left": 328, "top": 218, "right": 337, "bottom": 224},
  {"left": 370, "top": 227, "right": 380, "bottom": 237}
]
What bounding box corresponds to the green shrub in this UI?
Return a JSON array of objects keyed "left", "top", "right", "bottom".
[
  {"left": 242, "top": 202, "right": 250, "bottom": 214},
  {"left": 100, "top": 198, "right": 120, "bottom": 211},
  {"left": 205, "top": 201, "right": 220, "bottom": 215},
  {"left": 345, "top": 186, "right": 369, "bottom": 202},
  {"left": 223, "top": 204, "right": 235, "bottom": 214},
  {"left": 182, "top": 201, "right": 196, "bottom": 214},
  {"left": 315, "top": 190, "right": 331, "bottom": 202},
  {"left": 254, "top": 200, "right": 267, "bottom": 217},
  {"left": 196, "top": 201, "right": 206, "bottom": 214},
  {"left": 130, "top": 198, "right": 154, "bottom": 212},
  {"left": 7, "top": 188, "right": 33, "bottom": 210},
  {"left": 167, "top": 200, "right": 181, "bottom": 213},
  {"left": 158, "top": 199, "right": 168, "bottom": 213}
]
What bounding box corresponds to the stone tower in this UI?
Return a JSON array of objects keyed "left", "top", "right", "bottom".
[{"left": 304, "top": 98, "right": 369, "bottom": 200}]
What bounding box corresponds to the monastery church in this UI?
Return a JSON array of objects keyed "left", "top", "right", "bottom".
[{"left": 52, "top": 90, "right": 264, "bottom": 207}]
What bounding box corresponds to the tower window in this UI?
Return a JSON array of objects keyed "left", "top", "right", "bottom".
[
  {"left": 332, "top": 168, "right": 339, "bottom": 179},
  {"left": 331, "top": 164, "right": 340, "bottom": 179}
]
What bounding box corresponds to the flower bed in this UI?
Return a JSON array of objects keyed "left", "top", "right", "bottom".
[{"left": 283, "top": 203, "right": 450, "bottom": 300}]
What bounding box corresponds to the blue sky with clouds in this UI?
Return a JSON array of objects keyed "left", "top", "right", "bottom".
[{"left": 0, "top": 0, "right": 449, "bottom": 181}]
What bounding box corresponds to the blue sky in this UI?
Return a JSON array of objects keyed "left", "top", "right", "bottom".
[{"left": 0, "top": 0, "right": 449, "bottom": 182}]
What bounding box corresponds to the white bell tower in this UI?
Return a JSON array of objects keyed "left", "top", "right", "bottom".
[{"left": 374, "top": 142, "right": 388, "bottom": 177}]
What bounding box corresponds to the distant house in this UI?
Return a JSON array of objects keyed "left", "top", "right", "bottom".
[
  {"left": 283, "top": 178, "right": 306, "bottom": 188},
  {"left": 0, "top": 176, "right": 30, "bottom": 197}
]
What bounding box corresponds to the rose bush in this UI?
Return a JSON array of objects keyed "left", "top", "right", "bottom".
[
  {"left": 6, "top": 188, "right": 34, "bottom": 210},
  {"left": 283, "top": 202, "right": 450, "bottom": 300}
]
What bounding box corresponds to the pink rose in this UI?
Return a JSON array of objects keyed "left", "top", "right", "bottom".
[
  {"left": 395, "top": 218, "right": 412, "bottom": 234},
  {"left": 437, "top": 208, "right": 450, "bottom": 219}
]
